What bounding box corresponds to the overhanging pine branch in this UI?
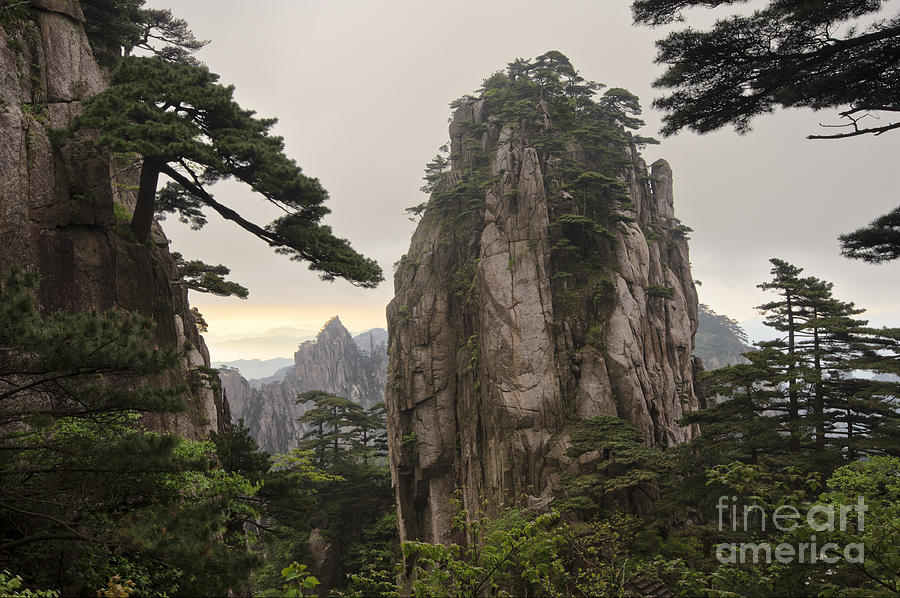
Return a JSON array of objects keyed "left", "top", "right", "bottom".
[
  {"left": 808, "top": 121, "right": 900, "bottom": 139},
  {"left": 160, "top": 164, "right": 281, "bottom": 246}
]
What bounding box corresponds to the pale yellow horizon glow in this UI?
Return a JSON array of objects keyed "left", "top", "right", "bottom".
[{"left": 195, "top": 301, "right": 387, "bottom": 338}]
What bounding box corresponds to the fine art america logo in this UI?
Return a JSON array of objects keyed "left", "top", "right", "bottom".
[{"left": 715, "top": 496, "right": 867, "bottom": 564}]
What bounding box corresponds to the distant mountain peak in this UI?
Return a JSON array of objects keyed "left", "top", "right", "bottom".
[
  {"left": 319, "top": 315, "right": 347, "bottom": 337},
  {"left": 224, "top": 315, "right": 389, "bottom": 455}
]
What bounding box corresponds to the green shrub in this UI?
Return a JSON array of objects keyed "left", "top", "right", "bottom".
[
  {"left": 111, "top": 202, "right": 137, "bottom": 241},
  {"left": 585, "top": 323, "right": 605, "bottom": 348},
  {"left": 641, "top": 224, "right": 660, "bottom": 242},
  {"left": 646, "top": 284, "right": 674, "bottom": 299},
  {"left": 0, "top": 571, "right": 58, "bottom": 598}
]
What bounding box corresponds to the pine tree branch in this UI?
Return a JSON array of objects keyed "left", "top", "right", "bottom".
[
  {"left": 160, "top": 164, "right": 281, "bottom": 246},
  {"left": 0, "top": 501, "right": 95, "bottom": 549},
  {"left": 808, "top": 121, "right": 900, "bottom": 139}
]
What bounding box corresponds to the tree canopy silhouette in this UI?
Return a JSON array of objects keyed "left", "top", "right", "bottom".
[
  {"left": 76, "top": 57, "right": 382, "bottom": 288},
  {"left": 633, "top": 0, "right": 900, "bottom": 140},
  {"left": 633, "top": 0, "right": 900, "bottom": 263}
]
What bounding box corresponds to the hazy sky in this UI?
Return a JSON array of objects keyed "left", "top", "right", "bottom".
[{"left": 148, "top": 0, "right": 899, "bottom": 356}]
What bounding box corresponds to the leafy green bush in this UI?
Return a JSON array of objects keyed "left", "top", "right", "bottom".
[{"left": 0, "top": 571, "right": 58, "bottom": 598}]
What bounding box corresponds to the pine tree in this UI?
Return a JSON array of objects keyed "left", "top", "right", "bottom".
[
  {"left": 559, "top": 416, "right": 673, "bottom": 517},
  {"left": 254, "top": 392, "right": 396, "bottom": 593},
  {"left": 358, "top": 402, "right": 389, "bottom": 463},
  {"left": 0, "top": 270, "right": 257, "bottom": 595},
  {"left": 840, "top": 206, "right": 900, "bottom": 264},
  {"left": 80, "top": 0, "right": 206, "bottom": 66},
  {"left": 74, "top": 57, "right": 382, "bottom": 288},
  {"left": 689, "top": 258, "right": 899, "bottom": 470},
  {"left": 687, "top": 346, "right": 790, "bottom": 463},
  {"left": 171, "top": 252, "right": 249, "bottom": 299},
  {"left": 211, "top": 418, "right": 271, "bottom": 484},
  {"left": 297, "top": 390, "right": 365, "bottom": 466},
  {"left": 755, "top": 259, "right": 811, "bottom": 452},
  {"left": 828, "top": 325, "right": 900, "bottom": 458},
  {"left": 632, "top": 0, "right": 900, "bottom": 140}
]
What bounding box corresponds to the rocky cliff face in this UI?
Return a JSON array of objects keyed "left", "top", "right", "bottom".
[
  {"left": 0, "top": 1, "right": 223, "bottom": 438},
  {"left": 224, "top": 316, "right": 388, "bottom": 454},
  {"left": 386, "top": 86, "right": 701, "bottom": 543}
]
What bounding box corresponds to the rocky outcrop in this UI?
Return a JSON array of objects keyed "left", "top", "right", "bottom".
[
  {"left": 223, "top": 317, "right": 388, "bottom": 454},
  {"left": 221, "top": 365, "right": 302, "bottom": 456},
  {"left": 387, "top": 92, "right": 701, "bottom": 543},
  {"left": 0, "top": 1, "right": 223, "bottom": 438},
  {"left": 285, "top": 317, "right": 387, "bottom": 410},
  {"left": 354, "top": 327, "right": 388, "bottom": 355}
]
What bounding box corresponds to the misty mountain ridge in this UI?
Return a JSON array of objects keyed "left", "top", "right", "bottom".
[
  {"left": 693, "top": 304, "right": 752, "bottom": 370},
  {"left": 204, "top": 325, "right": 320, "bottom": 342},
  {"left": 213, "top": 323, "right": 387, "bottom": 383},
  {"left": 205, "top": 323, "right": 387, "bottom": 362},
  {"left": 212, "top": 357, "right": 295, "bottom": 380}
]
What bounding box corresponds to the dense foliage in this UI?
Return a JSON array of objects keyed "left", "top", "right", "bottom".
[
  {"left": 288, "top": 393, "right": 394, "bottom": 592},
  {"left": 0, "top": 310, "right": 396, "bottom": 596},
  {"left": 74, "top": 56, "right": 382, "bottom": 288},
  {"left": 0, "top": 271, "right": 258, "bottom": 596},
  {"left": 632, "top": 0, "right": 900, "bottom": 265},
  {"left": 203, "top": 394, "right": 395, "bottom": 596},
  {"left": 632, "top": 0, "right": 900, "bottom": 140}
]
